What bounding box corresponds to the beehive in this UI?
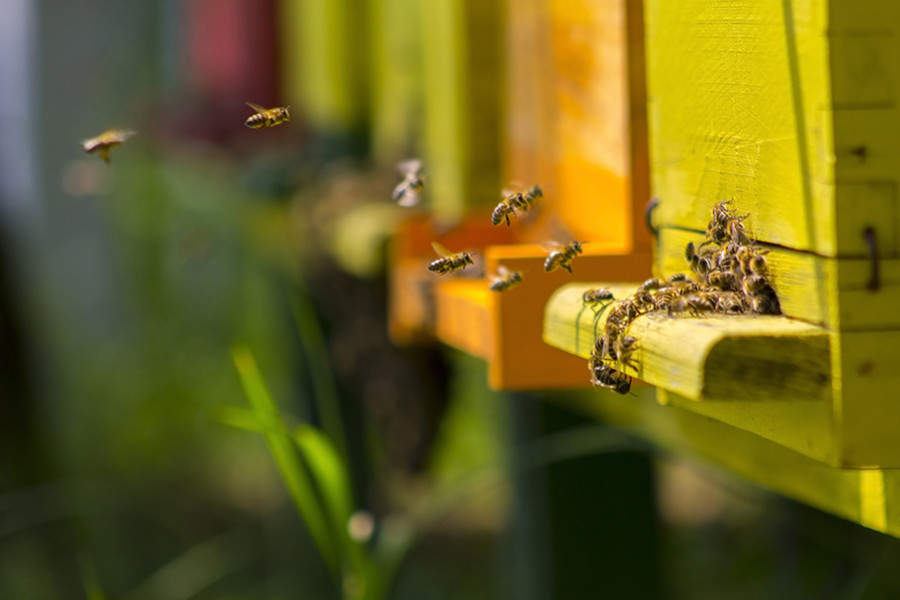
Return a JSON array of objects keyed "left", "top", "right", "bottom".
[
  {"left": 389, "top": 0, "right": 654, "bottom": 389},
  {"left": 646, "top": 0, "right": 900, "bottom": 470}
]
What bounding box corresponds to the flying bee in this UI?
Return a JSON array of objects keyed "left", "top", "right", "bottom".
[
  {"left": 391, "top": 159, "right": 425, "bottom": 207},
  {"left": 544, "top": 241, "right": 584, "bottom": 273},
  {"left": 428, "top": 241, "right": 474, "bottom": 275},
  {"left": 81, "top": 129, "right": 136, "bottom": 163},
  {"left": 489, "top": 265, "right": 523, "bottom": 292},
  {"left": 492, "top": 185, "right": 542, "bottom": 226},
  {"left": 244, "top": 102, "right": 291, "bottom": 128}
]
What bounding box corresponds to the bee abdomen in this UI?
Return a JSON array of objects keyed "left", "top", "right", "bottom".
[{"left": 244, "top": 115, "right": 267, "bottom": 129}]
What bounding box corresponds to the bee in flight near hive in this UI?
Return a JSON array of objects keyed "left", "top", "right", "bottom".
[
  {"left": 492, "top": 185, "right": 543, "bottom": 226},
  {"left": 428, "top": 241, "right": 474, "bottom": 275},
  {"left": 392, "top": 159, "right": 425, "bottom": 207},
  {"left": 81, "top": 129, "right": 136, "bottom": 164},
  {"left": 544, "top": 240, "right": 584, "bottom": 273},
  {"left": 489, "top": 265, "right": 523, "bottom": 292},
  {"left": 244, "top": 102, "right": 291, "bottom": 128}
]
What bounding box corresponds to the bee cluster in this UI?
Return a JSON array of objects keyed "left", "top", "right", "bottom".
[{"left": 588, "top": 200, "right": 782, "bottom": 394}]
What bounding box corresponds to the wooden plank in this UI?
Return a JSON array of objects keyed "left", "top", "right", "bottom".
[
  {"left": 837, "top": 330, "right": 900, "bottom": 467},
  {"left": 421, "top": 0, "right": 502, "bottom": 224},
  {"left": 645, "top": 0, "right": 833, "bottom": 255},
  {"left": 486, "top": 247, "right": 651, "bottom": 390},
  {"left": 280, "top": 0, "right": 367, "bottom": 132},
  {"left": 367, "top": 0, "right": 424, "bottom": 161},
  {"left": 544, "top": 283, "right": 832, "bottom": 403},
  {"left": 559, "top": 389, "right": 900, "bottom": 536},
  {"left": 435, "top": 278, "right": 494, "bottom": 359},
  {"left": 544, "top": 0, "right": 650, "bottom": 250}
]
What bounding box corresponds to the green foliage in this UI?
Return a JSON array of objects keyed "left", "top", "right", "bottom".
[{"left": 229, "top": 345, "right": 380, "bottom": 599}]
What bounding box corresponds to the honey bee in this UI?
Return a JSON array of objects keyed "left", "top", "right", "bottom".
[
  {"left": 707, "top": 270, "right": 739, "bottom": 291},
  {"left": 489, "top": 265, "right": 523, "bottom": 292},
  {"left": 544, "top": 241, "right": 584, "bottom": 273},
  {"left": 244, "top": 102, "right": 291, "bottom": 128},
  {"left": 751, "top": 290, "right": 782, "bottom": 315},
  {"left": 640, "top": 277, "right": 663, "bottom": 292},
  {"left": 614, "top": 335, "right": 639, "bottom": 369},
  {"left": 391, "top": 159, "right": 425, "bottom": 207},
  {"left": 492, "top": 185, "right": 542, "bottom": 226},
  {"left": 741, "top": 274, "right": 768, "bottom": 296},
  {"left": 582, "top": 287, "right": 614, "bottom": 305},
  {"left": 428, "top": 241, "right": 475, "bottom": 275},
  {"left": 667, "top": 273, "right": 690, "bottom": 284},
  {"left": 81, "top": 129, "right": 136, "bottom": 163},
  {"left": 670, "top": 292, "right": 717, "bottom": 317},
  {"left": 715, "top": 292, "right": 748, "bottom": 314},
  {"left": 590, "top": 362, "right": 632, "bottom": 395}
]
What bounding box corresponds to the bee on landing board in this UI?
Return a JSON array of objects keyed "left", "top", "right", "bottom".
[
  {"left": 489, "top": 265, "right": 523, "bottom": 292},
  {"left": 492, "top": 185, "right": 542, "bottom": 226},
  {"left": 392, "top": 159, "right": 425, "bottom": 207},
  {"left": 81, "top": 129, "right": 136, "bottom": 163},
  {"left": 428, "top": 241, "right": 474, "bottom": 275},
  {"left": 544, "top": 241, "right": 584, "bottom": 273},
  {"left": 244, "top": 102, "right": 291, "bottom": 129}
]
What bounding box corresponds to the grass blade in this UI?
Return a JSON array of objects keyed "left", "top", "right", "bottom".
[{"left": 230, "top": 344, "right": 340, "bottom": 576}]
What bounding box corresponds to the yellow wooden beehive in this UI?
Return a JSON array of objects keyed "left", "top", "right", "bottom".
[
  {"left": 539, "top": 0, "right": 900, "bottom": 535},
  {"left": 639, "top": 0, "right": 900, "bottom": 470}
]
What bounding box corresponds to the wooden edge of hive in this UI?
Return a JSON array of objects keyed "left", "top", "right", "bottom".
[{"left": 544, "top": 283, "right": 832, "bottom": 401}]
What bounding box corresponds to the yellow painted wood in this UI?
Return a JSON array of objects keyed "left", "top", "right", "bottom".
[
  {"left": 544, "top": 283, "right": 836, "bottom": 461},
  {"left": 544, "top": 283, "right": 831, "bottom": 400},
  {"left": 560, "top": 389, "right": 898, "bottom": 536},
  {"left": 367, "top": 0, "right": 424, "bottom": 161},
  {"left": 280, "top": 0, "right": 368, "bottom": 133},
  {"left": 837, "top": 331, "right": 900, "bottom": 467},
  {"left": 421, "top": 0, "right": 502, "bottom": 224},
  {"left": 434, "top": 278, "right": 494, "bottom": 360},
  {"left": 645, "top": 0, "right": 834, "bottom": 255}
]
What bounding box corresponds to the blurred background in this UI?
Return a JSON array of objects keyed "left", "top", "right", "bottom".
[{"left": 2, "top": 0, "right": 900, "bottom": 598}]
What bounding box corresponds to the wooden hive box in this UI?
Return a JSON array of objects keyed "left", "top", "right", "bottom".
[
  {"left": 644, "top": 0, "right": 900, "bottom": 470},
  {"left": 390, "top": 0, "right": 655, "bottom": 390}
]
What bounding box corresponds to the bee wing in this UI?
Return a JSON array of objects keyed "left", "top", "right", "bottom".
[
  {"left": 246, "top": 101, "right": 267, "bottom": 112},
  {"left": 396, "top": 189, "right": 420, "bottom": 207},
  {"left": 496, "top": 265, "right": 510, "bottom": 277},
  {"left": 500, "top": 188, "right": 517, "bottom": 198},
  {"left": 397, "top": 159, "right": 422, "bottom": 176},
  {"left": 109, "top": 129, "right": 136, "bottom": 143},
  {"left": 541, "top": 240, "right": 564, "bottom": 253},
  {"left": 391, "top": 182, "right": 406, "bottom": 202},
  {"left": 431, "top": 241, "right": 455, "bottom": 258}
]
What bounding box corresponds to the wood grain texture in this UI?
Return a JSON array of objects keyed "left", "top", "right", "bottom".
[
  {"left": 645, "top": 0, "right": 833, "bottom": 255},
  {"left": 544, "top": 283, "right": 832, "bottom": 402}
]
